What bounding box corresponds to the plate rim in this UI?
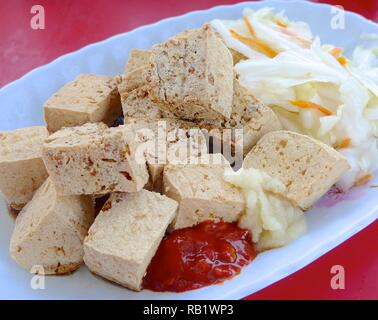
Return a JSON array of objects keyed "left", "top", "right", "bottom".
[{"left": 0, "top": 0, "right": 377, "bottom": 300}]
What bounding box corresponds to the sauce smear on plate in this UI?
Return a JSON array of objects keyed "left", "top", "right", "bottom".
[{"left": 143, "top": 220, "right": 256, "bottom": 292}]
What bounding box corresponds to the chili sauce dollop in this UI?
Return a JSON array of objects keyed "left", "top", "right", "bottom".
[{"left": 143, "top": 220, "right": 256, "bottom": 292}]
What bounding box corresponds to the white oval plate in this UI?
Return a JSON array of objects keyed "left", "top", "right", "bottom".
[{"left": 0, "top": 0, "right": 377, "bottom": 300}]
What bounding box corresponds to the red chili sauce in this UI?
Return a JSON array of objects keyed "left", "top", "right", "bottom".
[{"left": 143, "top": 220, "right": 256, "bottom": 292}]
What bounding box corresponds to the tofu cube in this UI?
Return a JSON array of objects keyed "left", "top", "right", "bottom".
[
  {"left": 195, "top": 78, "right": 282, "bottom": 157},
  {"left": 42, "top": 122, "right": 149, "bottom": 195},
  {"left": 117, "top": 68, "right": 173, "bottom": 121},
  {"left": 127, "top": 119, "right": 208, "bottom": 193},
  {"left": 83, "top": 190, "right": 178, "bottom": 291},
  {"left": 0, "top": 126, "right": 49, "bottom": 209},
  {"left": 124, "top": 48, "right": 152, "bottom": 73},
  {"left": 163, "top": 154, "right": 245, "bottom": 230},
  {"left": 243, "top": 130, "right": 351, "bottom": 209},
  {"left": 9, "top": 178, "right": 94, "bottom": 274},
  {"left": 44, "top": 74, "right": 122, "bottom": 133},
  {"left": 224, "top": 79, "right": 282, "bottom": 154},
  {"left": 149, "top": 24, "right": 234, "bottom": 121}
]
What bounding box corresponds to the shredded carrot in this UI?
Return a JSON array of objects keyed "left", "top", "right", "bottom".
[
  {"left": 276, "top": 20, "right": 288, "bottom": 28},
  {"left": 289, "top": 100, "right": 333, "bottom": 116},
  {"left": 337, "top": 56, "right": 347, "bottom": 65},
  {"left": 278, "top": 28, "right": 311, "bottom": 48},
  {"left": 243, "top": 16, "right": 256, "bottom": 36},
  {"left": 339, "top": 138, "right": 351, "bottom": 149},
  {"left": 354, "top": 174, "right": 373, "bottom": 187},
  {"left": 330, "top": 47, "right": 343, "bottom": 58},
  {"left": 230, "top": 29, "right": 278, "bottom": 58},
  {"left": 329, "top": 47, "right": 347, "bottom": 66}
]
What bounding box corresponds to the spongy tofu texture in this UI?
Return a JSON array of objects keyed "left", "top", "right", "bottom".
[
  {"left": 226, "top": 79, "right": 282, "bottom": 153},
  {"left": 243, "top": 130, "right": 350, "bottom": 209},
  {"left": 42, "top": 122, "right": 149, "bottom": 195},
  {"left": 196, "top": 78, "right": 282, "bottom": 155},
  {"left": 149, "top": 24, "right": 234, "bottom": 121},
  {"left": 44, "top": 74, "right": 122, "bottom": 132},
  {"left": 0, "top": 126, "right": 47, "bottom": 161},
  {"left": 0, "top": 126, "right": 49, "bottom": 208},
  {"left": 163, "top": 154, "right": 245, "bottom": 230},
  {"left": 125, "top": 49, "right": 152, "bottom": 73},
  {"left": 9, "top": 178, "right": 94, "bottom": 274},
  {"left": 126, "top": 118, "right": 208, "bottom": 193},
  {"left": 117, "top": 68, "right": 173, "bottom": 121},
  {"left": 83, "top": 190, "right": 178, "bottom": 291}
]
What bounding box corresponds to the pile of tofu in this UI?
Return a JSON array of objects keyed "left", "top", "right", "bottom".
[{"left": 0, "top": 24, "right": 350, "bottom": 291}]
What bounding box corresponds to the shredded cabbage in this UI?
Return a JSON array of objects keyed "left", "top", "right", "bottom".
[{"left": 212, "top": 8, "right": 378, "bottom": 190}]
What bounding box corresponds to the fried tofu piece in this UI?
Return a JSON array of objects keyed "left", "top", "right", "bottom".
[
  {"left": 163, "top": 154, "right": 245, "bottom": 230},
  {"left": 44, "top": 74, "right": 122, "bottom": 133},
  {"left": 124, "top": 48, "right": 152, "bottom": 73},
  {"left": 125, "top": 118, "right": 208, "bottom": 193},
  {"left": 227, "top": 79, "right": 282, "bottom": 154},
  {"left": 243, "top": 130, "right": 350, "bottom": 209},
  {"left": 83, "top": 190, "right": 178, "bottom": 291},
  {"left": 42, "top": 123, "right": 149, "bottom": 195},
  {"left": 117, "top": 69, "right": 173, "bottom": 121},
  {"left": 197, "top": 78, "right": 282, "bottom": 156},
  {"left": 149, "top": 24, "right": 234, "bottom": 121},
  {"left": 9, "top": 178, "right": 94, "bottom": 274},
  {"left": 0, "top": 126, "right": 49, "bottom": 209}
]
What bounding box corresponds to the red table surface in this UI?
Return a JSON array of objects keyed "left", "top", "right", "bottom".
[{"left": 0, "top": 0, "right": 377, "bottom": 300}]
